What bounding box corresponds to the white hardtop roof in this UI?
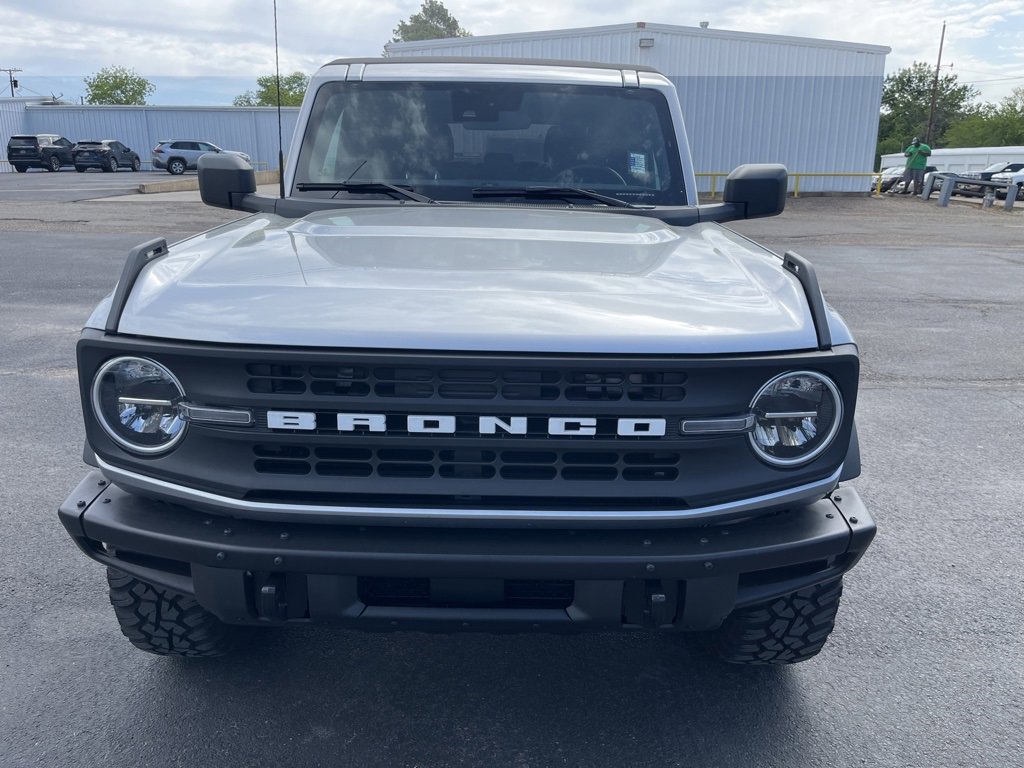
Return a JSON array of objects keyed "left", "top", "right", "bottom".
[
  {"left": 315, "top": 58, "right": 673, "bottom": 87},
  {"left": 386, "top": 21, "right": 891, "bottom": 56}
]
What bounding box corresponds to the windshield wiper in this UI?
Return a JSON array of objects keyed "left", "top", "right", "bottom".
[
  {"left": 471, "top": 186, "right": 649, "bottom": 209},
  {"left": 296, "top": 181, "right": 435, "bottom": 204}
]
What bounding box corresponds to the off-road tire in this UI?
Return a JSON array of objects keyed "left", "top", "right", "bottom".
[
  {"left": 47, "top": 155, "right": 61, "bottom": 172},
  {"left": 106, "top": 567, "right": 235, "bottom": 657},
  {"left": 713, "top": 579, "right": 843, "bottom": 665}
]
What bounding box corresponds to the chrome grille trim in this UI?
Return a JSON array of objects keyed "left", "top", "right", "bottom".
[{"left": 95, "top": 455, "right": 842, "bottom": 526}]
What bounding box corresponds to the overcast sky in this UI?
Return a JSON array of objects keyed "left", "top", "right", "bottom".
[{"left": 2, "top": 0, "right": 1022, "bottom": 106}]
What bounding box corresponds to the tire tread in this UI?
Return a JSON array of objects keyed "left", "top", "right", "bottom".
[
  {"left": 714, "top": 580, "right": 843, "bottom": 665},
  {"left": 106, "top": 568, "right": 234, "bottom": 657}
]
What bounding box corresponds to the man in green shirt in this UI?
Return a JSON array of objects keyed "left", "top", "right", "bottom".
[{"left": 901, "top": 137, "right": 932, "bottom": 195}]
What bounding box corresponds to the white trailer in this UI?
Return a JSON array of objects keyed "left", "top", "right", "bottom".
[{"left": 881, "top": 146, "right": 1024, "bottom": 174}]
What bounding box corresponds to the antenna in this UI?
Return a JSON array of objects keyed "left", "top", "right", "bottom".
[{"left": 273, "top": 0, "right": 285, "bottom": 199}]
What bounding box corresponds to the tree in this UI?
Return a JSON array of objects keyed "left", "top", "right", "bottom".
[
  {"left": 942, "top": 87, "right": 1024, "bottom": 147},
  {"left": 878, "top": 62, "right": 979, "bottom": 146},
  {"left": 392, "top": 0, "right": 469, "bottom": 43},
  {"left": 233, "top": 72, "right": 310, "bottom": 107},
  {"left": 83, "top": 66, "right": 154, "bottom": 105}
]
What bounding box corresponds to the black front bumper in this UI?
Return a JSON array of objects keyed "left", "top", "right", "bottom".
[{"left": 59, "top": 471, "right": 875, "bottom": 633}]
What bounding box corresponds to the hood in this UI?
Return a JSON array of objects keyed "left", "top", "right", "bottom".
[{"left": 103, "top": 206, "right": 818, "bottom": 354}]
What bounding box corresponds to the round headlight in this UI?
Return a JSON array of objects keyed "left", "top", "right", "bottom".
[
  {"left": 749, "top": 371, "right": 842, "bottom": 467},
  {"left": 91, "top": 357, "right": 187, "bottom": 454}
]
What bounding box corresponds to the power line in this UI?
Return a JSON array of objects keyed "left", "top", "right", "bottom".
[
  {"left": 961, "top": 75, "right": 1024, "bottom": 84},
  {"left": 950, "top": 65, "right": 1019, "bottom": 77}
]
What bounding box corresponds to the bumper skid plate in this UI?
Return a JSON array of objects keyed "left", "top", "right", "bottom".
[{"left": 59, "top": 470, "right": 875, "bottom": 633}]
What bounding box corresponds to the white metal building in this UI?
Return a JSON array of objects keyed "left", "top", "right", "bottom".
[
  {"left": 1, "top": 101, "right": 299, "bottom": 172},
  {"left": 386, "top": 22, "right": 890, "bottom": 193}
]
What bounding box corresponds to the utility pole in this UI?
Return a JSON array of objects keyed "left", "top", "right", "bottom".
[
  {"left": 925, "top": 21, "right": 946, "bottom": 145},
  {"left": 1, "top": 67, "right": 23, "bottom": 97}
]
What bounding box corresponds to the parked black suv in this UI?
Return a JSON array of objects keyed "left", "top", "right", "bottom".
[
  {"left": 6, "top": 134, "right": 75, "bottom": 172},
  {"left": 73, "top": 140, "right": 142, "bottom": 173}
]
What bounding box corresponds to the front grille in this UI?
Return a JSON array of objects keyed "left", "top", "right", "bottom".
[
  {"left": 254, "top": 444, "right": 680, "bottom": 482},
  {"left": 79, "top": 335, "right": 859, "bottom": 514},
  {"left": 247, "top": 363, "right": 686, "bottom": 402}
]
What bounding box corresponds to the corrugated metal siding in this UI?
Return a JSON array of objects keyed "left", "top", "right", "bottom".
[
  {"left": 0, "top": 100, "right": 30, "bottom": 173},
  {"left": 388, "top": 24, "right": 887, "bottom": 193},
  {"left": 20, "top": 106, "right": 299, "bottom": 171}
]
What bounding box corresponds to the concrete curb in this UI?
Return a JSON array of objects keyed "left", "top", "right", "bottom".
[{"left": 137, "top": 170, "right": 280, "bottom": 194}]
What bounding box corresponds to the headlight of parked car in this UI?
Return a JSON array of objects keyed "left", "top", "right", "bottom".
[
  {"left": 749, "top": 371, "right": 842, "bottom": 467},
  {"left": 91, "top": 356, "right": 187, "bottom": 454}
]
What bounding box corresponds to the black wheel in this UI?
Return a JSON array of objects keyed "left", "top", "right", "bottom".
[
  {"left": 712, "top": 580, "right": 843, "bottom": 665},
  {"left": 47, "top": 155, "right": 61, "bottom": 172},
  {"left": 14, "top": 164, "right": 28, "bottom": 173},
  {"left": 106, "top": 568, "right": 236, "bottom": 657},
  {"left": 167, "top": 158, "right": 186, "bottom": 175},
  {"left": 131, "top": 156, "right": 141, "bottom": 172},
  {"left": 75, "top": 165, "right": 87, "bottom": 173},
  {"left": 103, "top": 156, "right": 118, "bottom": 173}
]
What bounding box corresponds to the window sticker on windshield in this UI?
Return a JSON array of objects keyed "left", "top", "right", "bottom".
[{"left": 629, "top": 152, "right": 647, "bottom": 174}]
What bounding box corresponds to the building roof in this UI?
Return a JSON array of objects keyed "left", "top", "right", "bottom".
[{"left": 386, "top": 21, "right": 891, "bottom": 56}]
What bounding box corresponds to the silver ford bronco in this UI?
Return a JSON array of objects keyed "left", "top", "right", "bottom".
[{"left": 59, "top": 58, "right": 874, "bottom": 663}]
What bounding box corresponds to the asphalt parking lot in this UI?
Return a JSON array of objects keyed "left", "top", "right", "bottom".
[
  {"left": 0, "top": 166, "right": 176, "bottom": 203},
  {"left": 1, "top": 178, "right": 1022, "bottom": 768}
]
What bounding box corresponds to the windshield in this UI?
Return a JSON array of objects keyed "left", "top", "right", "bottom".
[{"left": 295, "top": 81, "right": 686, "bottom": 205}]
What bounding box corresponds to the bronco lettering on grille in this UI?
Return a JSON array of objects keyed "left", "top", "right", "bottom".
[{"left": 266, "top": 411, "right": 667, "bottom": 437}]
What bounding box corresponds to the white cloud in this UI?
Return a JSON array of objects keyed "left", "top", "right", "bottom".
[{"left": 1, "top": 0, "right": 1022, "bottom": 102}]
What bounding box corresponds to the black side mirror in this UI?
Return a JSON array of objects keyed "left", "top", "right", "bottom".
[
  {"left": 723, "top": 164, "right": 788, "bottom": 218},
  {"left": 199, "top": 152, "right": 256, "bottom": 210}
]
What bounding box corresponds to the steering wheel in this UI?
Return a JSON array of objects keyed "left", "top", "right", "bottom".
[{"left": 554, "top": 165, "right": 628, "bottom": 186}]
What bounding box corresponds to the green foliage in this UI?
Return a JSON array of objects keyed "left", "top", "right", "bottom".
[
  {"left": 392, "top": 0, "right": 470, "bottom": 43},
  {"left": 879, "top": 62, "right": 979, "bottom": 145},
  {"left": 83, "top": 66, "right": 154, "bottom": 105},
  {"left": 233, "top": 72, "right": 310, "bottom": 107},
  {"left": 942, "top": 88, "right": 1024, "bottom": 147},
  {"left": 874, "top": 137, "right": 905, "bottom": 171}
]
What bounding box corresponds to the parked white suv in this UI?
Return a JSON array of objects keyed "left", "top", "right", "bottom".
[{"left": 151, "top": 140, "right": 250, "bottom": 175}]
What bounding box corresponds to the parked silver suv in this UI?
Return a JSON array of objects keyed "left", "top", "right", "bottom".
[
  {"left": 151, "top": 140, "right": 250, "bottom": 175},
  {"left": 61, "top": 58, "right": 875, "bottom": 665}
]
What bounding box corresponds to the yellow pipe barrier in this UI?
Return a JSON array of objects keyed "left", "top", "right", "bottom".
[{"left": 696, "top": 172, "right": 886, "bottom": 199}]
